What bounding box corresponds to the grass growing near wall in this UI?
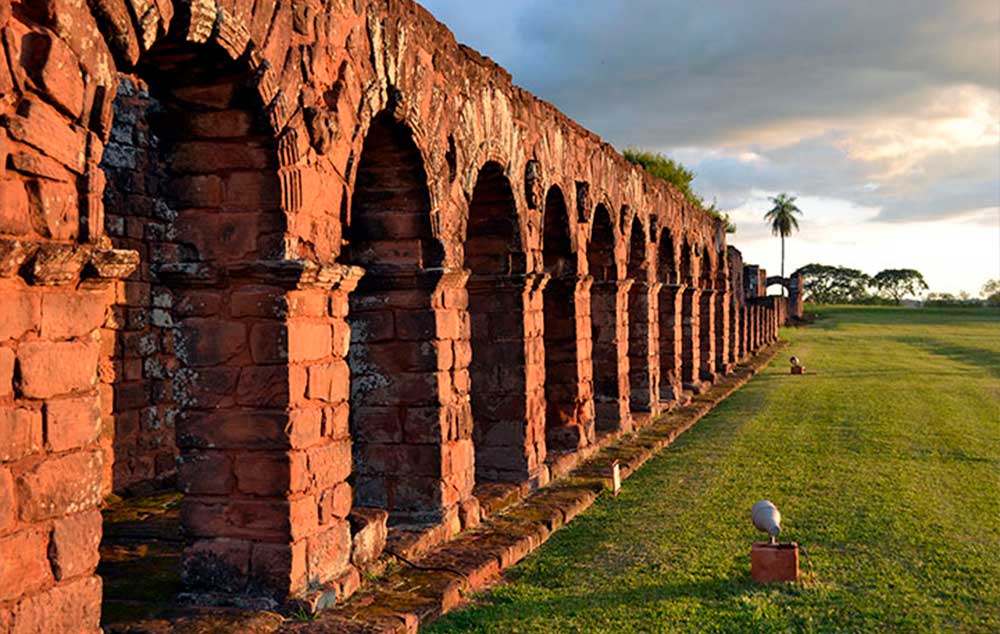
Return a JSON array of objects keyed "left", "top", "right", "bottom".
[{"left": 426, "top": 306, "right": 1000, "bottom": 633}]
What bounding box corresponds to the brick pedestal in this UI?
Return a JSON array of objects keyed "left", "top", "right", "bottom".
[{"left": 751, "top": 542, "right": 799, "bottom": 583}]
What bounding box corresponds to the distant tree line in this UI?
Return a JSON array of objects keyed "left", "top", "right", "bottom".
[{"left": 795, "top": 265, "right": 1000, "bottom": 307}]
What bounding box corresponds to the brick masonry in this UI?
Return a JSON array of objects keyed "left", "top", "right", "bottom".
[{"left": 0, "top": 0, "right": 786, "bottom": 628}]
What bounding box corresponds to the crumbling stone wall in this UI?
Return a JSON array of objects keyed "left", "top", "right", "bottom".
[{"left": 0, "top": 0, "right": 783, "bottom": 628}]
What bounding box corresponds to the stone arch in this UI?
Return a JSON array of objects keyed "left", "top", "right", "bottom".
[
  {"left": 466, "top": 161, "right": 543, "bottom": 484},
  {"left": 542, "top": 185, "right": 589, "bottom": 451},
  {"left": 588, "top": 203, "right": 629, "bottom": 432},
  {"left": 344, "top": 111, "right": 452, "bottom": 526},
  {"left": 657, "top": 230, "right": 678, "bottom": 284}
]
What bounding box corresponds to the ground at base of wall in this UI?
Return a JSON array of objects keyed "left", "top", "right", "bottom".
[{"left": 104, "top": 343, "right": 781, "bottom": 634}]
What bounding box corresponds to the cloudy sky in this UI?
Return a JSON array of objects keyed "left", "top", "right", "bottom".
[{"left": 420, "top": 0, "right": 999, "bottom": 295}]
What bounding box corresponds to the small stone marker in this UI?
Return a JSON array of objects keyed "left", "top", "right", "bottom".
[{"left": 611, "top": 460, "right": 621, "bottom": 495}]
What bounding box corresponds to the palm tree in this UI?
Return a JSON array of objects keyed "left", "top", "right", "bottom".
[{"left": 764, "top": 193, "right": 802, "bottom": 287}]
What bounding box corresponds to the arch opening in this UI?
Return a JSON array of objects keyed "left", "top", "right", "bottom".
[
  {"left": 466, "top": 162, "right": 535, "bottom": 483},
  {"left": 541, "top": 186, "right": 586, "bottom": 451},
  {"left": 626, "top": 217, "right": 654, "bottom": 413},
  {"left": 345, "top": 112, "right": 448, "bottom": 526},
  {"left": 97, "top": 39, "right": 298, "bottom": 615},
  {"left": 587, "top": 204, "right": 625, "bottom": 431}
]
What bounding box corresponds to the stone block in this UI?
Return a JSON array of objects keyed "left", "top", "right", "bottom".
[
  {"left": 41, "top": 291, "right": 110, "bottom": 340},
  {"left": 17, "top": 339, "right": 98, "bottom": 399},
  {"left": 4, "top": 98, "right": 87, "bottom": 173},
  {"left": 0, "top": 407, "right": 43, "bottom": 462},
  {"left": 19, "top": 31, "right": 85, "bottom": 118},
  {"left": 9, "top": 574, "right": 101, "bottom": 634},
  {"left": 306, "top": 520, "right": 350, "bottom": 586},
  {"left": 0, "top": 290, "right": 40, "bottom": 342},
  {"left": 348, "top": 507, "right": 388, "bottom": 569},
  {"left": 287, "top": 321, "right": 332, "bottom": 362},
  {"left": 0, "top": 528, "right": 52, "bottom": 601},
  {"left": 177, "top": 451, "right": 234, "bottom": 496},
  {"left": 0, "top": 346, "right": 14, "bottom": 398},
  {"left": 14, "top": 450, "right": 102, "bottom": 522},
  {"left": 48, "top": 509, "right": 102, "bottom": 580},
  {"left": 44, "top": 395, "right": 101, "bottom": 452},
  {"left": 0, "top": 466, "right": 14, "bottom": 531}
]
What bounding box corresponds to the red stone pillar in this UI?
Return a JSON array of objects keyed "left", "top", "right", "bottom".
[
  {"left": 1, "top": 243, "right": 137, "bottom": 634},
  {"left": 171, "top": 262, "right": 365, "bottom": 602},
  {"left": 348, "top": 268, "right": 477, "bottom": 533},
  {"left": 657, "top": 284, "right": 685, "bottom": 403},
  {"left": 590, "top": 279, "right": 633, "bottom": 434},
  {"left": 715, "top": 289, "right": 732, "bottom": 375},
  {"left": 627, "top": 281, "right": 661, "bottom": 416},
  {"left": 699, "top": 289, "right": 717, "bottom": 383},
  {"left": 681, "top": 286, "right": 702, "bottom": 391},
  {"left": 726, "top": 295, "right": 739, "bottom": 367},
  {"left": 468, "top": 273, "right": 548, "bottom": 487},
  {"left": 572, "top": 276, "right": 597, "bottom": 445}
]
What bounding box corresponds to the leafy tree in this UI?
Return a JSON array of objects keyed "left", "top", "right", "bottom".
[
  {"left": 872, "top": 269, "right": 929, "bottom": 303},
  {"left": 764, "top": 193, "right": 802, "bottom": 281},
  {"left": 982, "top": 279, "right": 1000, "bottom": 306},
  {"left": 624, "top": 148, "right": 736, "bottom": 233},
  {"left": 795, "top": 263, "right": 871, "bottom": 304}
]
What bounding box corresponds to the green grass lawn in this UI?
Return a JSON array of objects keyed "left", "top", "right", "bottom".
[{"left": 426, "top": 306, "right": 1000, "bottom": 634}]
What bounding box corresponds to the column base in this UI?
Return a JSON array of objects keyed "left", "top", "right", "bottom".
[{"left": 683, "top": 381, "right": 706, "bottom": 395}]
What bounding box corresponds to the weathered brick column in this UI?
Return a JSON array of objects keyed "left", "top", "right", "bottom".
[
  {"left": 348, "top": 268, "right": 476, "bottom": 530},
  {"left": 468, "top": 273, "right": 548, "bottom": 487},
  {"left": 1, "top": 243, "right": 137, "bottom": 634},
  {"left": 681, "top": 287, "right": 702, "bottom": 391},
  {"left": 698, "top": 289, "right": 717, "bottom": 383},
  {"left": 170, "top": 261, "right": 361, "bottom": 602},
  {"left": 714, "top": 288, "right": 732, "bottom": 375},
  {"left": 627, "top": 280, "right": 662, "bottom": 415},
  {"left": 590, "top": 279, "right": 633, "bottom": 433},
  {"left": 657, "top": 284, "right": 685, "bottom": 403}
]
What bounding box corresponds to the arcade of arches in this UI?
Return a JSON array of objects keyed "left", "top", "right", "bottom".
[{"left": 0, "top": 0, "right": 787, "bottom": 629}]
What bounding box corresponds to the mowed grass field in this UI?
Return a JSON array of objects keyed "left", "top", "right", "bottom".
[{"left": 426, "top": 306, "right": 1000, "bottom": 634}]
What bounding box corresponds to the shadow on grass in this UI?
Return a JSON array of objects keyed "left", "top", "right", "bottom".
[
  {"left": 455, "top": 574, "right": 771, "bottom": 626},
  {"left": 894, "top": 336, "right": 1000, "bottom": 378}
]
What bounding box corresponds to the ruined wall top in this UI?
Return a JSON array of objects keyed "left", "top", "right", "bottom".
[{"left": 3, "top": 0, "right": 728, "bottom": 281}]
